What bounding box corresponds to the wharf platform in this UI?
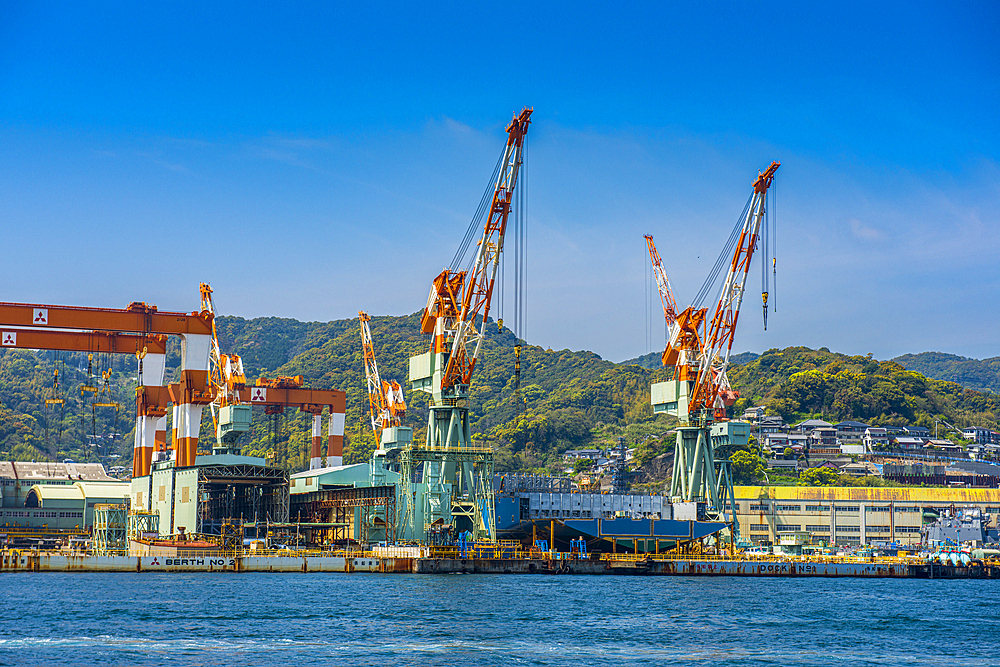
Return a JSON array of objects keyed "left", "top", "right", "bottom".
[{"left": 2, "top": 549, "right": 997, "bottom": 578}]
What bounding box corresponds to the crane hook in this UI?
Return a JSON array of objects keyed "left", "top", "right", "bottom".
[{"left": 762, "top": 291, "right": 769, "bottom": 331}]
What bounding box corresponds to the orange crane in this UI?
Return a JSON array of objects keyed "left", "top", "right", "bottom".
[
  {"left": 646, "top": 234, "right": 738, "bottom": 410},
  {"left": 200, "top": 283, "right": 246, "bottom": 414},
  {"left": 652, "top": 161, "right": 780, "bottom": 538},
  {"left": 688, "top": 161, "right": 779, "bottom": 422},
  {"left": 405, "top": 107, "right": 532, "bottom": 541},
  {"left": 420, "top": 107, "right": 533, "bottom": 395},
  {"left": 644, "top": 234, "right": 678, "bottom": 334},
  {"left": 359, "top": 312, "right": 406, "bottom": 440},
  {"left": 240, "top": 376, "right": 346, "bottom": 470},
  {"left": 0, "top": 295, "right": 214, "bottom": 476}
]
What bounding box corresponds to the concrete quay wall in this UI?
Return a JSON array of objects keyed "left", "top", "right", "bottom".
[{"left": 3, "top": 550, "right": 995, "bottom": 578}]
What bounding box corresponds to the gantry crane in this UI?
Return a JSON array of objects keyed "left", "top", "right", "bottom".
[
  {"left": 0, "top": 295, "right": 214, "bottom": 476},
  {"left": 404, "top": 107, "right": 532, "bottom": 542},
  {"left": 652, "top": 161, "right": 780, "bottom": 539}
]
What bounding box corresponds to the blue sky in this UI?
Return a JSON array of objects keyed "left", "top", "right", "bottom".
[{"left": 2, "top": 2, "right": 998, "bottom": 362}]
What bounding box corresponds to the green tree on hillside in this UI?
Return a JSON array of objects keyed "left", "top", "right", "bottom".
[{"left": 730, "top": 450, "right": 765, "bottom": 484}]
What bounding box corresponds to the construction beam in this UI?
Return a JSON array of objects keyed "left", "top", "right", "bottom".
[
  {"left": 237, "top": 386, "right": 346, "bottom": 411},
  {"left": 0, "top": 328, "right": 168, "bottom": 355},
  {"left": 0, "top": 302, "right": 213, "bottom": 336}
]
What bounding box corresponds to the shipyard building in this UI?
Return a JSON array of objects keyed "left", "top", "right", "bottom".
[
  {"left": 0, "top": 462, "right": 129, "bottom": 532},
  {"left": 735, "top": 486, "right": 1000, "bottom": 546}
]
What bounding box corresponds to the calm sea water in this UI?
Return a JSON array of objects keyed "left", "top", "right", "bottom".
[{"left": 0, "top": 573, "right": 997, "bottom": 666}]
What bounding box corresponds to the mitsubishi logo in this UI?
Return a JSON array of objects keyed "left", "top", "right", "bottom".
[
  {"left": 33, "top": 309, "right": 48, "bottom": 324},
  {"left": 1, "top": 332, "right": 15, "bottom": 346}
]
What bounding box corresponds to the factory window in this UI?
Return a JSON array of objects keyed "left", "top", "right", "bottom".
[
  {"left": 834, "top": 506, "right": 859, "bottom": 513},
  {"left": 866, "top": 506, "right": 891, "bottom": 513},
  {"left": 835, "top": 525, "right": 860, "bottom": 533},
  {"left": 181, "top": 487, "right": 190, "bottom": 503},
  {"left": 749, "top": 505, "right": 770, "bottom": 512},
  {"left": 867, "top": 526, "right": 891, "bottom": 533},
  {"left": 894, "top": 507, "right": 920, "bottom": 513},
  {"left": 307, "top": 478, "right": 314, "bottom": 486},
  {"left": 158, "top": 486, "right": 166, "bottom": 501},
  {"left": 749, "top": 524, "right": 770, "bottom": 531},
  {"left": 805, "top": 505, "right": 830, "bottom": 512},
  {"left": 895, "top": 526, "right": 921, "bottom": 533},
  {"left": 985, "top": 506, "right": 1000, "bottom": 512},
  {"left": 774, "top": 505, "right": 801, "bottom": 512},
  {"left": 775, "top": 524, "right": 800, "bottom": 531},
  {"left": 806, "top": 525, "right": 830, "bottom": 532}
]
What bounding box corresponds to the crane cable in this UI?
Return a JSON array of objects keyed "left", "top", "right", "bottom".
[
  {"left": 451, "top": 146, "right": 506, "bottom": 273},
  {"left": 692, "top": 193, "right": 753, "bottom": 310}
]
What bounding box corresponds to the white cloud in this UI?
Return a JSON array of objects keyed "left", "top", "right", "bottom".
[{"left": 849, "top": 218, "right": 882, "bottom": 240}]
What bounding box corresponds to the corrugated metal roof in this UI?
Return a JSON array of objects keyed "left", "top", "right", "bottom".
[
  {"left": 735, "top": 486, "right": 1000, "bottom": 502},
  {"left": 0, "top": 461, "right": 116, "bottom": 481},
  {"left": 28, "top": 481, "right": 129, "bottom": 504},
  {"left": 27, "top": 484, "right": 85, "bottom": 502},
  {"left": 76, "top": 481, "right": 129, "bottom": 497}
]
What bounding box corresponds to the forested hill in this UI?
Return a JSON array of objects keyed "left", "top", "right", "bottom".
[
  {"left": 729, "top": 347, "right": 999, "bottom": 430},
  {"left": 2, "top": 312, "right": 998, "bottom": 475},
  {"left": 893, "top": 352, "right": 1000, "bottom": 394}
]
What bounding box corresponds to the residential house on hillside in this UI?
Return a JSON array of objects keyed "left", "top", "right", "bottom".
[
  {"left": 742, "top": 406, "right": 767, "bottom": 423},
  {"left": 792, "top": 419, "right": 832, "bottom": 433},
  {"left": 895, "top": 436, "right": 926, "bottom": 451},
  {"left": 963, "top": 426, "right": 993, "bottom": 445},
  {"left": 834, "top": 421, "right": 870, "bottom": 443},
  {"left": 883, "top": 426, "right": 907, "bottom": 437},
  {"left": 563, "top": 449, "right": 604, "bottom": 462},
  {"left": 763, "top": 433, "right": 788, "bottom": 453},
  {"left": 839, "top": 461, "right": 879, "bottom": 477},
  {"left": 924, "top": 439, "right": 964, "bottom": 453},
  {"left": 810, "top": 427, "right": 838, "bottom": 449},
  {"left": 758, "top": 416, "right": 786, "bottom": 435},
  {"left": 904, "top": 425, "right": 931, "bottom": 440}
]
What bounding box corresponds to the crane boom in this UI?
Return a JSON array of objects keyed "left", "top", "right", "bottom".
[
  {"left": 424, "top": 107, "right": 532, "bottom": 393},
  {"left": 644, "top": 234, "right": 678, "bottom": 328},
  {"left": 689, "top": 161, "right": 779, "bottom": 420},
  {"left": 360, "top": 312, "right": 406, "bottom": 439}
]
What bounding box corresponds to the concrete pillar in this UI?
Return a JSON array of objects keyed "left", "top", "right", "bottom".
[
  {"left": 175, "top": 333, "right": 212, "bottom": 468},
  {"left": 327, "top": 409, "right": 345, "bottom": 467},
  {"left": 132, "top": 353, "right": 166, "bottom": 478},
  {"left": 310, "top": 413, "right": 323, "bottom": 470}
]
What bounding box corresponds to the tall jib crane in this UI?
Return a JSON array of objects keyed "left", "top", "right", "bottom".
[
  {"left": 652, "top": 161, "right": 780, "bottom": 540},
  {"left": 405, "top": 107, "right": 532, "bottom": 542},
  {"left": 359, "top": 311, "right": 409, "bottom": 480},
  {"left": 644, "top": 234, "right": 678, "bottom": 337},
  {"left": 200, "top": 283, "right": 250, "bottom": 454},
  {"left": 359, "top": 312, "right": 406, "bottom": 438}
]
